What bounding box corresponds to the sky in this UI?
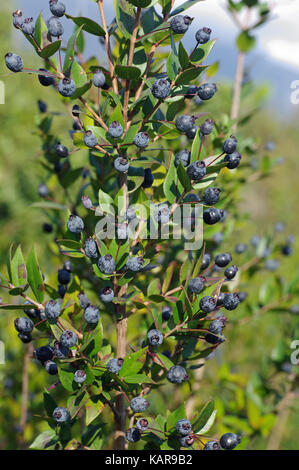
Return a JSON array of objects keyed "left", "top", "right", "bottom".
[{"left": 14, "top": 0, "right": 299, "bottom": 115}]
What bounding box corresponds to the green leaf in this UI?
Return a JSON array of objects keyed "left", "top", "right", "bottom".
[
  {"left": 177, "top": 162, "right": 192, "bottom": 192},
  {"left": 178, "top": 42, "right": 189, "bottom": 69},
  {"left": 192, "top": 400, "right": 214, "bottom": 433},
  {"left": 31, "top": 201, "right": 67, "bottom": 210},
  {"left": 65, "top": 14, "right": 105, "bottom": 37},
  {"left": 29, "top": 430, "right": 58, "bottom": 450},
  {"left": 171, "top": 0, "right": 205, "bottom": 16},
  {"left": 26, "top": 247, "right": 44, "bottom": 303},
  {"left": 72, "top": 60, "right": 88, "bottom": 87},
  {"left": 58, "top": 366, "right": 76, "bottom": 392},
  {"left": 166, "top": 32, "right": 180, "bottom": 81},
  {"left": 35, "top": 13, "right": 48, "bottom": 47},
  {"left": 43, "top": 391, "right": 58, "bottom": 417},
  {"left": 63, "top": 25, "right": 85, "bottom": 73},
  {"left": 236, "top": 31, "right": 256, "bottom": 52},
  {"left": 123, "top": 373, "right": 152, "bottom": 384},
  {"left": 175, "top": 66, "right": 206, "bottom": 86},
  {"left": 119, "top": 348, "right": 148, "bottom": 377},
  {"left": 196, "top": 410, "right": 217, "bottom": 434},
  {"left": 163, "top": 157, "right": 177, "bottom": 204},
  {"left": 128, "top": 0, "right": 152, "bottom": 7},
  {"left": 114, "top": 0, "right": 136, "bottom": 39},
  {"left": 191, "top": 128, "right": 201, "bottom": 163},
  {"left": 38, "top": 41, "right": 61, "bottom": 59},
  {"left": 11, "top": 245, "right": 27, "bottom": 287},
  {"left": 166, "top": 403, "right": 186, "bottom": 431},
  {"left": 189, "top": 39, "right": 216, "bottom": 64},
  {"left": 115, "top": 65, "right": 141, "bottom": 80},
  {"left": 193, "top": 172, "right": 218, "bottom": 190},
  {"left": 70, "top": 81, "right": 92, "bottom": 100},
  {"left": 85, "top": 398, "right": 105, "bottom": 426}
]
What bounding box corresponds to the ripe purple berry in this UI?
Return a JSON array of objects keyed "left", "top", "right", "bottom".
[
  {"left": 200, "top": 296, "right": 216, "bottom": 313},
  {"left": 108, "top": 121, "right": 123, "bottom": 138},
  {"left": 174, "top": 150, "right": 191, "bottom": 168},
  {"left": 67, "top": 214, "right": 84, "bottom": 233},
  {"left": 92, "top": 69, "right": 106, "bottom": 88},
  {"left": 56, "top": 143, "right": 69, "bottom": 158},
  {"left": 74, "top": 370, "right": 86, "bottom": 384},
  {"left": 147, "top": 329, "right": 163, "bottom": 347},
  {"left": 98, "top": 254, "right": 116, "bottom": 275},
  {"left": 197, "top": 83, "right": 217, "bottom": 101},
  {"left": 45, "top": 300, "right": 61, "bottom": 321},
  {"left": 200, "top": 119, "right": 214, "bottom": 135},
  {"left": 134, "top": 132, "right": 149, "bottom": 148},
  {"left": 14, "top": 317, "right": 34, "bottom": 334},
  {"left": 179, "top": 435, "right": 194, "bottom": 447},
  {"left": 152, "top": 79, "right": 171, "bottom": 100},
  {"left": 187, "top": 161, "right": 206, "bottom": 181},
  {"left": 195, "top": 27, "right": 212, "bottom": 44},
  {"left": 130, "top": 397, "right": 149, "bottom": 413},
  {"left": 49, "top": 0, "right": 66, "bottom": 18},
  {"left": 38, "top": 68, "right": 55, "bottom": 86},
  {"left": 99, "top": 287, "right": 114, "bottom": 303},
  {"left": 22, "top": 17, "right": 35, "bottom": 35},
  {"left": 53, "top": 407, "right": 70, "bottom": 423},
  {"left": 126, "top": 256, "right": 144, "bottom": 272},
  {"left": 176, "top": 419, "right": 192, "bottom": 436},
  {"left": 84, "top": 130, "right": 98, "bottom": 148},
  {"left": 107, "top": 358, "right": 124, "bottom": 374},
  {"left": 84, "top": 305, "right": 100, "bottom": 325},
  {"left": 203, "top": 208, "right": 224, "bottom": 225},
  {"left": 224, "top": 152, "right": 242, "bottom": 169},
  {"left": 215, "top": 253, "right": 232, "bottom": 268},
  {"left": 175, "top": 115, "right": 196, "bottom": 133},
  {"left": 84, "top": 238, "right": 99, "bottom": 259},
  {"left": 60, "top": 330, "right": 78, "bottom": 347},
  {"left": 47, "top": 16, "right": 64, "bottom": 37},
  {"left": 45, "top": 360, "right": 58, "bottom": 375},
  {"left": 204, "top": 440, "right": 221, "bottom": 450},
  {"left": 223, "top": 135, "right": 237, "bottom": 154},
  {"left": 136, "top": 418, "right": 149, "bottom": 432},
  {"left": 126, "top": 428, "right": 141, "bottom": 443},
  {"left": 58, "top": 268, "right": 71, "bottom": 285},
  {"left": 166, "top": 365, "right": 188, "bottom": 384},
  {"left": 223, "top": 293, "right": 240, "bottom": 311},
  {"left": 12, "top": 10, "right": 23, "bottom": 29},
  {"left": 220, "top": 433, "right": 241, "bottom": 450},
  {"left": 114, "top": 157, "right": 129, "bottom": 173},
  {"left": 188, "top": 277, "right": 206, "bottom": 294},
  {"left": 225, "top": 264, "right": 238, "bottom": 280},
  {"left": 78, "top": 292, "right": 90, "bottom": 309},
  {"left": 170, "top": 15, "right": 191, "bottom": 34},
  {"left": 5, "top": 52, "right": 24, "bottom": 73},
  {"left": 203, "top": 187, "right": 221, "bottom": 205},
  {"left": 58, "top": 78, "right": 76, "bottom": 97}
]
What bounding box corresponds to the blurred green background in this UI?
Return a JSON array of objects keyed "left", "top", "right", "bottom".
[{"left": 0, "top": 4, "right": 298, "bottom": 450}]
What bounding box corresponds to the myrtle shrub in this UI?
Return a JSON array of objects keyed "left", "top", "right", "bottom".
[{"left": 2, "top": 0, "right": 298, "bottom": 451}]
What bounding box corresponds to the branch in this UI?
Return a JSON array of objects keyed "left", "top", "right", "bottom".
[{"left": 97, "top": 0, "right": 118, "bottom": 94}]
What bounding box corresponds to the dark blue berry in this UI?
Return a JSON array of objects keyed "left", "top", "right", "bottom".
[
  {"left": 225, "top": 264, "right": 238, "bottom": 280},
  {"left": 216, "top": 292, "right": 225, "bottom": 306},
  {"left": 92, "top": 69, "right": 106, "bottom": 88},
  {"left": 60, "top": 330, "right": 77, "bottom": 347},
  {"left": 58, "top": 284, "right": 67, "bottom": 298},
  {"left": 58, "top": 268, "right": 71, "bottom": 285},
  {"left": 38, "top": 100, "right": 47, "bottom": 113},
  {"left": 84, "top": 305, "right": 100, "bottom": 325},
  {"left": 134, "top": 132, "right": 149, "bottom": 148},
  {"left": 223, "top": 135, "right": 237, "bottom": 154},
  {"left": 223, "top": 293, "right": 239, "bottom": 311},
  {"left": 45, "top": 360, "right": 58, "bottom": 375},
  {"left": 84, "top": 130, "right": 98, "bottom": 148},
  {"left": 53, "top": 341, "right": 69, "bottom": 359},
  {"left": 53, "top": 407, "right": 70, "bottom": 423},
  {"left": 200, "top": 296, "right": 216, "bottom": 313},
  {"left": 125, "top": 428, "right": 141, "bottom": 443},
  {"left": 154, "top": 204, "right": 170, "bottom": 224},
  {"left": 162, "top": 306, "right": 172, "bottom": 321},
  {"left": 176, "top": 419, "right": 192, "bottom": 436},
  {"left": 38, "top": 183, "right": 49, "bottom": 198},
  {"left": 188, "top": 277, "right": 206, "bottom": 294},
  {"left": 99, "top": 287, "right": 114, "bottom": 303},
  {"left": 24, "top": 301, "right": 39, "bottom": 319},
  {"left": 47, "top": 16, "right": 64, "bottom": 37},
  {"left": 142, "top": 168, "right": 154, "bottom": 187},
  {"left": 203, "top": 208, "right": 223, "bottom": 225},
  {"left": 214, "top": 253, "right": 232, "bottom": 268},
  {"left": 56, "top": 143, "right": 69, "bottom": 158},
  {"left": 170, "top": 15, "right": 191, "bottom": 34},
  {"left": 209, "top": 319, "right": 225, "bottom": 334},
  {"left": 200, "top": 119, "right": 214, "bottom": 135},
  {"left": 147, "top": 329, "right": 163, "bottom": 347},
  {"left": 81, "top": 195, "right": 93, "bottom": 209},
  {"left": 203, "top": 187, "right": 221, "bottom": 205},
  {"left": 166, "top": 365, "right": 188, "bottom": 384},
  {"left": 282, "top": 245, "right": 292, "bottom": 256},
  {"left": 74, "top": 370, "right": 86, "bottom": 383},
  {"left": 174, "top": 150, "right": 190, "bottom": 168},
  {"left": 13, "top": 10, "right": 23, "bottom": 29},
  {"left": 204, "top": 440, "right": 221, "bottom": 450},
  {"left": 130, "top": 397, "right": 149, "bottom": 413},
  {"left": 107, "top": 358, "right": 124, "bottom": 374},
  {"left": 98, "top": 254, "right": 116, "bottom": 275},
  {"left": 49, "top": 0, "right": 66, "bottom": 17},
  {"left": 235, "top": 243, "right": 247, "bottom": 254},
  {"left": 238, "top": 291, "right": 248, "bottom": 302},
  {"left": 67, "top": 214, "right": 84, "bottom": 233},
  {"left": 175, "top": 115, "right": 196, "bottom": 133},
  {"left": 251, "top": 235, "right": 260, "bottom": 247},
  {"left": 136, "top": 418, "right": 149, "bottom": 432},
  {"left": 58, "top": 78, "right": 76, "bottom": 97},
  {"left": 179, "top": 435, "right": 194, "bottom": 447},
  {"left": 152, "top": 79, "right": 171, "bottom": 100},
  {"left": 201, "top": 253, "right": 211, "bottom": 270},
  {"left": 197, "top": 83, "right": 217, "bottom": 101},
  {"left": 224, "top": 152, "right": 242, "bottom": 169},
  {"left": 14, "top": 317, "right": 34, "bottom": 334},
  {"left": 5, "top": 53, "right": 24, "bottom": 72},
  {"left": 108, "top": 121, "right": 123, "bottom": 138},
  {"left": 38, "top": 68, "right": 56, "bottom": 87},
  {"left": 187, "top": 161, "right": 206, "bottom": 181},
  {"left": 18, "top": 333, "right": 32, "bottom": 343},
  {"left": 220, "top": 433, "right": 241, "bottom": 450},
  {"left": 78, "top": 292, "right": 90, "bottom": 309},
  {"left": 34, "top": 346, "right": 54, "bottom": 364},
  {"left": 22, "top": 17, "right": 35, "bottom": 35},
  {"left": 265, "top": 259, "right": 279, "bottom": 271},
  {"left": 186, "top": 126, "right": 198, "bottom": 140},
  {"left": 195, "top": 27, "right": 212, "bottom": 44},
  {"left": 126, "top": 256, "right": 144, "bottom": 272},
  {"left": 84, "top": 238, "right": 99, "bottom": 259},
  {"left": 114, "top": 157, "right": 129, "bottom": 172},
  {"left": 45, "top": 300, "right": 61, "bottom": 321}
]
